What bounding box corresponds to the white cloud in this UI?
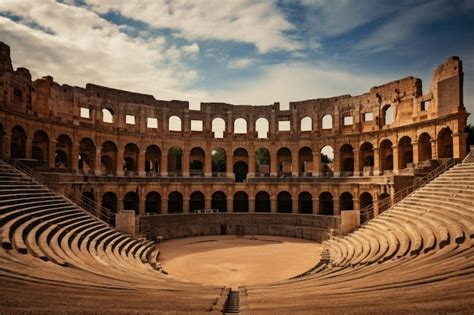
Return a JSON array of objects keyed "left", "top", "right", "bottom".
[
  {"left": 182, "top": 42, "right": 200, "bottom": 55},
  {"left": 228, "top": 58, "right": 255, "bottom": 69},
  {"left": 84, "top": 0, "right": 299, "bottom": 53}
]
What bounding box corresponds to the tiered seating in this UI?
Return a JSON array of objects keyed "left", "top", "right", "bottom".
[
  {"left": 241, "top": 160, "right": 474, "bottom": 314},
  {"left": 0, "top": 161, "right": 226, "bottom": 313}
]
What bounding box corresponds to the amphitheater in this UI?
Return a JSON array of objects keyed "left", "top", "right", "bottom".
[{"left": 1, "top": 40, "right": 473, "bottom": 314}]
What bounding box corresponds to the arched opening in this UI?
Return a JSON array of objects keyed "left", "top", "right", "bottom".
[
  {"left": 340, "top": 192, "right": 354, "bottom": 211},
  {"left": 319, "top": 192, "right": 333, "bottom": 215},
  {"left": 234, "top": 118, "right": 247, "bottom": 134},
  {"left": 233, "top": 191, "right": 248, "bottom": 212},
  {"left": 10, "top": 126, "right": 27, "bottom": 159},
  {"left": 359, "top": 192, "right": 373, "bottom": 224},
  {"left": 81, "top": 191, "right": 96, "bottom": 214},
  {"left": 190, "top": 147, "right": 205, "bottom": 176},
  {"left": 102, "top": 108, "right": 114, "bottom": 123},
  {"left": 398, "top": 136, "right": 413, "bottom": 169},
  {"left": 212, "top": 148, "right": 226, "bottom": 174},
  {"left": 340, "top": 144, "right": 354, "bottom": 174},
  {"left": 56, "top": 135, "right": 72, "bottom": 169},
  {"left": 211, "top": 191, "right": 227, "bottom": 212},
  {"left": 277, "top": 191, "right": 292, "bottom": 213},
  {"left": 145, "top": 192, "right": 161, "bottom": 214},
  {"left": 298, "top": 192, "right": 312, "bottom": 214},
  {"left": 168, "top": 192, "right": 183, "bottom": 214},
  {"left": 382, "top": 105, "right": 394, "bottom": 125},
  {"left": 123, "top": 192, "right": 139, "bottom": 215},
  {"left": 418, "top": 133, "right": 432, "bottom": 162},
  {"left": 320, "top": 145, "right": 334, "bottom": 175},
  {"left": 233, "top": 148, "right": 248, "bottom": 182},
  {"left": 190, "top": 191, "right": 205, "bottom": 213},
  {"left": 322, "top": 114, "right": 333, "bottom": 130},
  {"left": 212, "top": 117, "right": 226, "bottom": 138},
  {"left": 255, "top": 191, "right": 271, "bottom": 212},
  {"left": 255, "top": 147, "right": 270, "bottom": 175},
  {"left": 78, "top": 138, "right": 95, "bottom": 173},
  {"left": 255, "top": 117, "right": 269, "bottom": 139},
  {"left": 300, "top": 116, "right": 312, "bottom": 132},
  {"left": 359, "top": 142, "right": 374, "bottom": 173},
  {"left": 277, "top": 147, "right": 292, "bottom": 176},
  {"left": 145, "top": 145, "right": 161, "bottom": 174},
  {"left": 437, "top": 127, "right": 453, "bottom": 158},
  {"left": 101, "top": 141, "right": 117, "bottom": 175},
  {"left": 124, "top": 143, "right": 139, "bottom": 174},
  {"left": 167, "top": 146, "right": 183, "bottom": 175},
  {"left": 32, "top": 130, "right": 49, "bottom": 164},
  {"left": 298, "top": 147, "right": 312, "bottom": 175},
  {"left": 169, "top": 116, "right": 182, "bottom": 131},
  {"left": 101, "top": 192, "right": 117, "bottom": 225},
  {"left": 379, "top": 139, "right": 393, "bottom": 172}
]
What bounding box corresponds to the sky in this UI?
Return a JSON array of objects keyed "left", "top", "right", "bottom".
[{"left": 0, "top": 0, "right": 473, "bottom": 122}]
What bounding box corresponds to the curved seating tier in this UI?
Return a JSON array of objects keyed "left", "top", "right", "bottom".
[
  {"left": 0, "top": 161, "right": 225, "bottom": 313},
  {"left": 241, "top": 161, "right": 474, "bottom": 314}
]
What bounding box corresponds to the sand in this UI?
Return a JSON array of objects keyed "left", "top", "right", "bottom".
[{"left": 158, "top": 235, "right": 322, "bottom": 288}]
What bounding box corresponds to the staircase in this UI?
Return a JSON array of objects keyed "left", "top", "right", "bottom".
[{"left": 224, "top": 290, "right": 240, "bottom": 314}]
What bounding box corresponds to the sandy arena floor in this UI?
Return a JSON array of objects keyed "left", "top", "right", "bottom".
[{"left": 158, "top": 235, "right": 322, "bottom": 288}]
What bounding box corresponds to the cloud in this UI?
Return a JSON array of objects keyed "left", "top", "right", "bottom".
[
  {"left": 182, "top": 42, "right": 200, "bottom": 55},
  {"left": 228, "top": 58, "right": 255, "bottom": 70},
  {"left": 84, "top": 0, "right": 300, "bottom": 53}
]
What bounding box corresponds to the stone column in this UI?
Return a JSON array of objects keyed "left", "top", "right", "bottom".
[
  {"left": 116, "top": 147, "right": 124, "bottom": 176},
  {"left": 227, "top": 198, "right": 233, "bottom": 213},
  {"left": 161, "top": 153, "right": 168, "bottom": 176},
  {"left": 292, "top": 148, "right": 299, "bottom": 177},
  {"left": 270, "top": 150, "right": 278, "bottom": 176},
  {"left": 353, "top": 149, "right": 360, "bottom": 176},
  {"left": 412, "top": 140, "right": 419, "bottom": 164},
  {"left": 2, "top": 133, "right": 11, "bottom": 160},
  {"left": 312, "top": 198, "right": 319, "bottom": 214},
  {"left": 139, "top": 198, "right": 146, "bottom": 215},
  {"left": 373, "top": 197, "right": 379, "bottom": 217},
  {"left": 94, "top": 146, "right": 102, "bottom": 175},
  {"left": 248, "top": 147, "right": 256, "bottom": 177},
  {"left": 25, "top": 138, "right": 32, "bottom": 159},
  {"left": 452, "top": 132, "right": 467, "bottom": 159},
  {"left": 138, "top": 150, "right": 146, "bottom": 176},
  {"left": 333, "top": 198, "right": 341, "bottom": 216},
  {"left": 226, "top": 148, "right": 233, "bottom": 178},
  {"left": 373, "top": 147, "right": 380, "bottom": 175},
  {"left": 182, "top": 148, "right": 190, "bottom": 177},
  {"left": 333, "top": 149, "right": 341, "bottom": 177},
  {"left": 430, "top": 139, "right": 438, "bottom": 159},
  {"left": 48, "top": 140, "right": 57, "bottom": 168},
  {"left": 205, "top": 148, "right": 212, "bottom": 177},
  {"left": 71, "top": 143, "right": 79, "bottom": 172},
  {"left": 271, "top": 197, "right": 277, "bottom": 213},
  {"left": 392, "top": 145, "right": 399, "bottom": 174},
  {"left": 183, "top": 197, "right": 190, "bottom": 214},
  {"left": 161, "top": 198, "right": 168, "bottom": 214},
  {"left": 312, "top": 152, "right": 321, "bottom": 176},
  {"left": 292, "top": 196, "right": 298, "bottom": 214},
  {"left": 205, "top": 197, "right": 212, "bottom": 210},
  {"left": 248, "top": 197, "right": 255, "bottom": 212}
]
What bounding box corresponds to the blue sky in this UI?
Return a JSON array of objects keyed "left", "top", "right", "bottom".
[{"left": 0, "top": 0, "right": 473, "bottom": 121}]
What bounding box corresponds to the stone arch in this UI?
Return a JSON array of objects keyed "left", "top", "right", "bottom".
[
  {"left": 382, "top": 104, "right": 394, "bottom": 125},
  {"left": 168, "top": 191, "right": 183, "bottom": 214},
  {"left": 255, "top": 147, "right": 270, "bottom": 175},
  {"left": 320, "top": 145, "right": 334, "bottom": 174},
  {"left": 31, "top": 130, "right": 49, "bottom": 163},
  {"left": 145, "top": 145, "right": 161, "bottom": 174},
  {"left": 169, "top": 116, "right": 182, "bottom": 131},
  {"left": 56, "top": 134, "right": 72, "bottom": 169},
  {"left": 145, "top": 191, "right": 161, "bottom": 214},
  {"left": 322, "top": 114, "right": 333, "bottom": 130},
  {"left": 398, "top": 136, "right": 413, "bottom": 169},
  {"left": 255, "top": 191, "right": 271, "bottom": 212},
  {"left": 233, "top": 148, "right": 248, "bottom": 182},
  {"left": 300, "top": 116, "right": 312, "bottom": 132},
  {"left": 298, "top": 146, "right": 312, "bottom": 174},
  {"left": 234, "top": 118, "right": 247, "bottom": 134},
  {"left": 359, "top": 142, "right": 374, "bottom": 172},
  {"left": 319, "top": 192, "right": 333, "bottom": 215},
  {"left": 167, "top": 146, "right": 183, "bottom": 174},
  {"left": 79, "top": 138, "right": 95, "bottom": 173},
  {"left": 124, "top": 143, "right": 139, "bottom": 173},
  {"left": 277, "top": 147, "right": 292, "bottom": 175},
  {"left": 101, "top": 192, "right": 117, "bottom": 225},
  {"left": 10, "top": 125, "right": 27, "bottom": 159},
  {"left": 418, "top": 132, "right": 432, "bottom": 162},
  {"left": 190, "top": 191, "right": 205, "bottom": 212},
  {"left": 233, "top": 191, "right": 248, "bottom": 212},
  {"left": 298, "top": 191, "right": 312, "bottom": 214},
  {"left": 379, "top": 139, "right": 393, "bottom": 171},
  {"left": 212, "top": 148, "right": 226, "bottom": 174},
  {"left": 437, "top": 127, "right": 453, "bottom": 158},
  {"left": 277, "top": 191, "right": 292, "bottom": 213},
  {"left": 123, "top": 191, "right": 139, "bottom": 215},
  {"left": 101, "top": 141, "right": 117, "bottom": 175},
  {"left": 255, "top": 117, "right": 269, "bottom": 139},
  {"left": 211, "top": 191, "right": 227, "bottom": 212},
  {"left": 340, "top": 192, "right": 353, "bottom": 211},
  {"left": 102, "top": 108, "right": 114, "bottom": 123},
  {"left": 190, "top": 147, "right": 205, "bottom": 175},
  {"left": 340, "top": 144, "right": 354, "bottom": 174},
  {"left": 211, "top": 117, "right": 226, "bottom": 138}
]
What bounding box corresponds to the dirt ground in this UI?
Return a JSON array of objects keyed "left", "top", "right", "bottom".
[{"left": 158, "top": 235, "right": 322, "bottom": 288}]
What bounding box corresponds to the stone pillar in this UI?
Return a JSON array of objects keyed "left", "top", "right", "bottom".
[
  {"left": 71, "top": 143, "right": 79, "bottom": 172},
  {"left": 94, "top": 146, "right": 102, "bottom": 175},
  {"left": 271, "top": 197, "right": 277, "bottom": 213},
  {"left": 227, "top": 198, "right": 233, "bottom": 213},
  {"left": 138, "top": 150, "right": 146, "bottom": 176},
  {"left": 183, "top": 198, "right": 190, "bottom": 214},
  {"left": 312, "top": 198, "right": 319, "bottom": 214},
  {"left": 292, "top": 196, "right": 298, "bottom": 214},
  {"left": 373, "top": 147, "right": 380, "bottom": 175},
  {"left": 270, "top": 150, "right": 278, "bottom": 176},
  {"left": 116, "top": 147, "right": 124, "bottom": 176},
  {"left": 3, "top": 133, "right": 11, "bottom": 160},
  {"left": 292, "top": 148, "right": 299, "bottom": 177},
  {"left": 333, "top": 149, "right": 341, "bottom": 177},
  {"left": 182, "top": 149, "right": 190, "bottom": 177},
  {"left": 248, "top": 197, "right": 255, "bottom": 212},
  {"left": 373, "top": 198, "right": 379, "bottom": 217},
  {"left": 412, "top": 140, "right": 419, "bottom": 164},
  {"left": 312, "top": 152, "right": 321, "bottom": 176},
  {"left": 25, "top": 138, "right": 32, "bottom": 159},
  {"left": 452, "top": 132, "right": 467, "bottom": 159},
  {"left": 205, "top": 148, "right": 212, "bottom": 177},
  {"left": 48, "top": 141, "right": 57, "bottom": 168},
  {"left": 161, "top": 153, "right": 168, "bottom": 176},
  {"left": 139, "top": 198, "right": 145, "bottom": 215},
  {"left": 205, "top": 197, "right": 212, "bottom": 210},
  {"left": 333, "top": 198, "right": 341, "bottom": 216},
  {"left": 430, "top": 139, "right": 438, "bottom": 159},
  {"left": 248, "top": 148, "right": 256, "bottom": 177},
  {"left": 162, "top": 198, "right": 168, "bottom": 214},
  {"left": 226, "top": 149, "right": 233, "bottom": 177},
  {"left": 353, "top": 149, "right": 360, "bottom": 176},
  {"left": 392, "top": 145, "right": 399, "bottom": 174}
]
